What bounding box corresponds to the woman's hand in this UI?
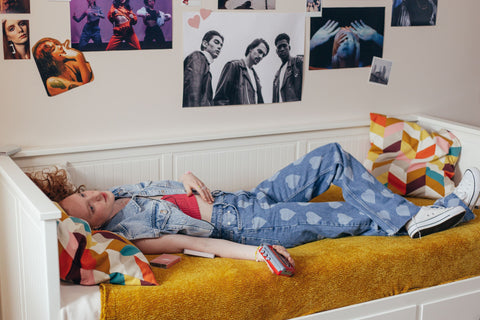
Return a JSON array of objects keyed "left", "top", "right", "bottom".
[
  {"left": 310, "top": 19, "right": 340, "bottom": 50},
  {"left": 255, "top": 245, "right": 295, "bottom": 272},
  {"left": 350, "top": 20, "right": 383, "bottom": 46},
  {"left": 271, "top": 245, "right": 295, "bottom": 267},
  {"left": 350, "top": 20, "right": 376, "bottom": 41},
  {"left": 180, "top": 172, "right": 214, "bottom": 203}
]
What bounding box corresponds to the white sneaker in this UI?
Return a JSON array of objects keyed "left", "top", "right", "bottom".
[
  {"left": 453, "top": 167, "right": 480, "bottom": 210},
  {"left": 406, "top": 206, "right": 466, "bottom": 239}
]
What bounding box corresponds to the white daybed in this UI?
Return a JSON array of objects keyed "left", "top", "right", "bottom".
[{"left": 1, "top": 114, "right": 480, "bottom": 320}]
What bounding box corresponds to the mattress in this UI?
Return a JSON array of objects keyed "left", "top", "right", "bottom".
[{"left": 97, "top": 189, "right": 480, "bottom": 320}]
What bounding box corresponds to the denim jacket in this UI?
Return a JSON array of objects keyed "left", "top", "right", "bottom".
[{"left": 102, "top": 180, "right": 214, "bottom": 240}]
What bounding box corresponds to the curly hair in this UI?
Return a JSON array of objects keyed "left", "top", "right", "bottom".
[{"left": 25, "top": 167, "right": 84, "bottom": 203}]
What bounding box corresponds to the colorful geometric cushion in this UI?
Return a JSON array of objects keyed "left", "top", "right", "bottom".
[
  {"left": 55, "top": 202, "right": 158, "bottom": 286},
  {"left": 364, "top": 113, "right": 461, "bottom": 199}
]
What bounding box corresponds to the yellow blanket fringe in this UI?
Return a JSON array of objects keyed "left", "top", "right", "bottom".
[{"left": 101, "top": 188, "right": 480, "bottom": 319}]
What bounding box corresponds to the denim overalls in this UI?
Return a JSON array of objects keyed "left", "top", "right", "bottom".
[
  {"left": 209, "top": 143, "right": 473, "bottom": 248},
  {"left": 103, "top": 143, "right": 473, "bottom": 247}
]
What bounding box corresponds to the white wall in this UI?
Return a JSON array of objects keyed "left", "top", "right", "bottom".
[{"left": 0, "top": 0, "right": 479, "bottom": 150}]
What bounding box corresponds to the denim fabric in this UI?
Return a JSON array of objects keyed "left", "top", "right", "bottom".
[
  {"left": 78, "top": 24, "right": 102, "bottom": 50},
  {"left": 210, "top": 143, "right": 473, "bottom": 248},
  {"left": 101, "top": 143, "right": 473, "bottom": 245},
  {"left": 103, "top": 180, "right": 214, "bottom": 240}
]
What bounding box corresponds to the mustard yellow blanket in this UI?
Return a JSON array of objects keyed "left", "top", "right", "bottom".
[{"left": 100, "top": 189, "right": 480, "bottom": 320}]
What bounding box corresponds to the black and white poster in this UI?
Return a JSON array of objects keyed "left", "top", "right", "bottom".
[{"left": 183, "top": 12, "right": 305, "bottom": 107}]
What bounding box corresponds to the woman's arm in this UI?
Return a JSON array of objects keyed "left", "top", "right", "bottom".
[
  {"left": 133, "top": 234, "right": 294, "bottom": 265},
  {"left": 73, "top": 11, "right": 87, "bottom": 23},
  {"left": 46, "top": 55, "right": 93, "bottom": 96},
  {"left": 46, "top": 77, "right": 85, "bottom": 96},
  {"left": 134, "top": 234, "right": 256, "bottom": 260}
]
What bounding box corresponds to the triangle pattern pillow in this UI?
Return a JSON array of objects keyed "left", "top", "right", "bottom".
[
  {"left": 364, "top": 113, "right": 461, "bottom": 199},
  {"left": 56, "top": 202, "right": 158, "bottom": 286}
]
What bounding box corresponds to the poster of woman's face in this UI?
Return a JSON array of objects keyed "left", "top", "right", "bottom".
[
  {"left": 69, "top": 0, "right": 173, "bottom": 52},
  {"left": 309, "top": 7, "right": 385, "bottom": 70},
  {"left": 218, "top": 0, "right": 275, "bottom": 10},
  {"left": 2, "top": 19, "right": 30, "bottom": 60},
  {"left": 0, "top": 0, "right": 29, "bottom": 13},
  {"left": 182, "top": 12, "right": 305, "bottom": 107},
  {"left": 33, "top": 38, "right": 94, "bottom": 97}
]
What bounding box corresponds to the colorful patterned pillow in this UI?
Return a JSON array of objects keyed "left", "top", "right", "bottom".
[
  {"left": 55, "top": 203, "right": 158, "bottom": 286},
  {"left": 364, "top": 113, "right": 461, "bottom": 199}
]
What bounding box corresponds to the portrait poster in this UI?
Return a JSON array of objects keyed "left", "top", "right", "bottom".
[
  {"left": 309, "top": 7, "right": 384, "bottom": 70},
  {"left": 2, "top": 19, "right": 30, "bottom": 60},
  {"left": 0, "top": 0, "right": 30, "bottom": 13},
  {"left": 218, "top": 0, "right": 275, "bottom": 10},
  {"left": 33, "top": 38, "right": 94, "bottom": 97},
  {"left": 182, "top": 12, "right": 305, "bottom": 107},
  {"left": 391, "top": 0, "right": 437, "bottom": 27},
  {"left": 69, "top": 0, "right": 172, "bottom": 52}
]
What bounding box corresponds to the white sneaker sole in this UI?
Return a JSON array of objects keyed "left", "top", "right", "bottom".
[
  {"left": 463, "top": 168, "right": 480, "bottom": 210},
  {"left": 407, "top": 207, "right": 466, "bottom": 239}
]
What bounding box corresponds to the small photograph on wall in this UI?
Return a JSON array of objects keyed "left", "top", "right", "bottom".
[
  {"left": 369, "top": 57, "right": 392, "bottom": 86},
  {"left": 309, "top": 7, "right": 384, "bottom": 70},
  {"left": 0, "top": 0, "right": 30, "bottom": 13},
  {"left": 306, "top": 0, "right": 321, "bottom": 15},
  {"left": 391, "top": 0, "right": 437, "bottom": 27},
  {"left": 218, "top": 0, "right": 275, "bottom": 10},
  {"left": 33, "top": 38, "right": 94, "bottom": 97},
  {"left": 2, "top": 19, "right": 30, "bottom": 59},
  {"left": 69, "top": 0, "right": 172, "bottom": 52},
  {"left": 182, "top": 12, "right": 304, "bottom": 107}
]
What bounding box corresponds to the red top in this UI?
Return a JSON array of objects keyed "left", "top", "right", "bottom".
[{"left": 162, "top": 194, "right": 201, "bottom": 220}]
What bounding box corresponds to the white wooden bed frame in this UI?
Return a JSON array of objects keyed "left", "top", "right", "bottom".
[{"left": 1, "top": 114, "right": 480, "bottom": 320}]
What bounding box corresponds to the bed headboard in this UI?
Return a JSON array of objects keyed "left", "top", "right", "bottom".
[{"left": 12, "top": 120, "right": 371, "bottom": 192}]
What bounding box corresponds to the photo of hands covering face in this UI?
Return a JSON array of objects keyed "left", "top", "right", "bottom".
[{"left": 309, "top": 7, "right": 384, "bottom": 70}]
